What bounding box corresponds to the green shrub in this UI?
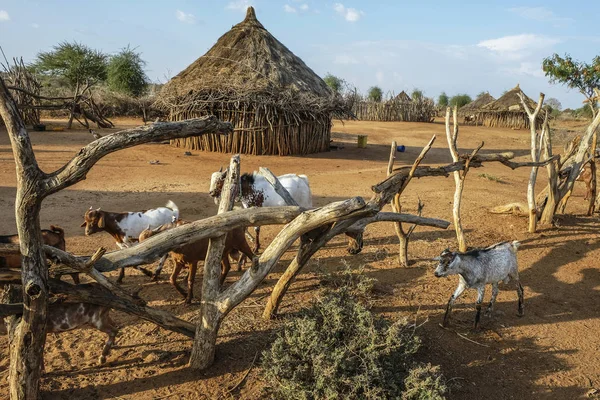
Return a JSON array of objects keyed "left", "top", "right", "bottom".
[
  {"left": 318, "top": 263, "right": 376, "bottom": 300},
  {"left": 261, "top": 289, "right": 447, "bottom": 399}
]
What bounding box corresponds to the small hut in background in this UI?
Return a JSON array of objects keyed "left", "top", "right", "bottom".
[
  {"left": 394, "top": 91, "right": 412, "bottom": 103},
  {"left": 476, "top": 85, "right": 541, "bottom": 129},
  {"left": 459, "top": 92, "right": 495, "bottom": 125},
  {"left": 155, "top": 7, "right": 345, "bottom": 156}
]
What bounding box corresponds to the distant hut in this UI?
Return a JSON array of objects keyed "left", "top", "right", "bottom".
[
  {"left": 476, "top": 85, "right": 542, "bottom": 129},
  {"left": 393, "top": 91, "right": 412, "bottom": 103},
  {"left": 460, "top": 93, "right": 496, "bottom": 115},
  {"left": 155, "top": 7, "right": 344, "bottom": 156}
]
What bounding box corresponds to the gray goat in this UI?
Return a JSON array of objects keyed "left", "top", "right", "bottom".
[{"left": 434, "top": 241, "right": 524, "bottom": 329}]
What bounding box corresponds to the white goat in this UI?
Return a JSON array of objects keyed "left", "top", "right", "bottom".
[
  {"left": 209, "top": 169, "right": 312, "bottom": 252},
  {"left": 433, "top": 241, "right": 524, "bottom": 329},
  {"left": 81, "top": 200, "right": 179, "bottom": 282}
]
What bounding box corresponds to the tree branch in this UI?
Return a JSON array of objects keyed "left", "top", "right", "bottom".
[{"left": 42, "top": 117, "right": 233, "bottom": 196}]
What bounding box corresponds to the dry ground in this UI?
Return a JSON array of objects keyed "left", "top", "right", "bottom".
[{"left": 1, "top": 117, "right": 599, "bottom": 399}]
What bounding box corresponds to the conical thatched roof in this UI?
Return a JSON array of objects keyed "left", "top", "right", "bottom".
[
  {"left": 157, "top": 7, "right": 334, "bottom": 107},
  {"left": 394, "top": 91, "right": 411, "bottom": 102},
  {"left": 481, "top": 85, "right": 537, "bottom": 112},
  {"left": 461, "top": 92, "right": 495, "bottom": 112}
]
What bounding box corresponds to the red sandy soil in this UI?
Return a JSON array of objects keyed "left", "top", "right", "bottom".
[{"left": 1, "top": 117, "right": 599, "bottom": 399}]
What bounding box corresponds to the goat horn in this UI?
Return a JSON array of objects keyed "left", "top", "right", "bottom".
[
  {"left": 219, "top": 166, "right": 223, "bottom": 172},
  {"left": 97, "top": 207, "right": 101, "bottom": 211},
  {"left": 89, "top": 206, "right": 93, "bottom": 210}
]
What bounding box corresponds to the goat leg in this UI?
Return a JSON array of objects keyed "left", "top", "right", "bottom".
[
  {"left": 97, "top": 314, "right": 118, "bottom": 364},
  {"left": 116, "top": 267, "right": 125, "bottom": 284},
  {"left": 253, "top": 226, "right": 261, "bottom": 254},
  {"left": 442, "top": 296, "right": 454, "bottom": 327},
  {"left": 170, "top": 262, "right": 187, "bottom": 299},
  {"left": 443, "top": 279, "right": 467, "bottom": 327},
  {"left": 185, "top": 263, "right": 196, "bottom": 305},
  {"left": 152, "top": 254, "right": 169, "bottom": 281},
  {"left": 485, "top": 283, "right": 499, "bottom": 317},
  {"left": 473, "top": 287, "right": 486, "bottom": 329},
  {"left": 517, "top": 281, "right": 525, "bottom": 316}
]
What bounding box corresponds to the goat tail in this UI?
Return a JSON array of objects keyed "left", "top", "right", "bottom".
[
  {"left": 49, "top": 225, "right": 64, "bottom": 236},
  {"left": 165, "top": 200, "right": 179, "bottom": 218},
  {"left": 489, "top": 202, "right": 528, "bottom": 216}
]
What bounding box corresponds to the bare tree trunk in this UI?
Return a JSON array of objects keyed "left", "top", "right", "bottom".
[
  {"left": 587, "top": 130, "right": 597, "bottom": 215},
  {"left": 0, "top": 77, "right": 48, "bottom": 400},
  {"left": 446, "top": 107, "right": 467, "bottom": 251},
  {"left": 189, "top": 155, "right": 240, "bottom": 370},
  {"left": 539, "top": 114, "right": 559, "bottom": 225},
  {"left": 518, "top": 92, "right": 545, "bottom": 233}
]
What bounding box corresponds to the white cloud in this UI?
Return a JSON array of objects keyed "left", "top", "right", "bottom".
[
  {"left": 333, "top": 3, "right": 363, "bottom": 22},
  {"left": 175, "top": 10, "right": 196, "bottom": 24},
  {"left": 477, "top": 34, "right": 560, "bottom": 60},
  {"left": 31, "top": 23, "right": 39, "bottom": 29},
  {"left": 375, "top": 70, "right": 384, "bottom": 83},
  {"left": 502, "top": 62, "right": 545, "bottom": 78},
  {"left": 509, "top": 7, "right": 573, "bottom": 26},
  {"left": 284, "top": 4, "right": 296, "bottom": 13},
  {"left": 0, "top": 10, "right": 10, "bottom": 21},
  {"left": 300, "top": 4, "right": 309, "bottom": 11},
  {"left": 226, "top": 0, "right": 253, "bottom": 12},
  {"left": 334, "top": 54, "right": 359, "bottom": 65}
]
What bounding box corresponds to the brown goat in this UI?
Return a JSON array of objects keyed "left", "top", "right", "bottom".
[
  {"left": 0, "top": 226, "right": 79, "bottom": 284},
  {"left": 139, "top": 220, "right": 254, "bottom": 304},
  {"left": 576, "top": 162, "right": 595, "bottom": 200}
]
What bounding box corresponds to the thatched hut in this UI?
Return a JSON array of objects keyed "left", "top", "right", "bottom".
[
  {"left": 394, "top": 91, "right": 412, "bottom": 103},
  {"left": 460, "top": 93, "right": 495, "bottom": 115},
  {"left": 155, "top": 7, "right": 344, "bottom": 156},
  {"left": 476, "top": 85, "right": 541, "bottom": 129}
]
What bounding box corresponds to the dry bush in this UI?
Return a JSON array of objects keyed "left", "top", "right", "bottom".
[
  {"left": 317, "top": 263, "right": 376, "bottom": 300},
  {"left": 260, "top": 288, "right": 447, "bottom": 400}
]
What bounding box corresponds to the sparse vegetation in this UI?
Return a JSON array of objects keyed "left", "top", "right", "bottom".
[
  {"left": 478, "top": 173, "right": 505, "bottom": 183},
  {"left": 318, "top": 263, "right": 376, "bottom": 299},
  {"left": 412, "top": 88, "right": 424, "bottom": 102},
  {"left": 261, "top": 286, "right": 446, "bottom": 400}
]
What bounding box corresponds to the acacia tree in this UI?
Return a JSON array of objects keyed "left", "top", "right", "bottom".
[
  {"left": 323, "top": 73, "right": 344, "bottom": 95},
  {"left": 411, "top": 88, "right": 424, "bottom": 102},
  {"left": 543, "top": 54, "right": 600, "bottom": 117},
  {"left": 107, "top": 45, "right": 149, "bottom": 97},
  {"left": 367, "top": 86, "right": 383, "bottom": 102},
  {"left": 438, "top": 92, "right": 449, "bottom": 107},
  {"left": 449, "top": 94, "right": 472, "bottom": 109},
  {"left": 33, "top": 41, "right": 108, "bottom": 128}
]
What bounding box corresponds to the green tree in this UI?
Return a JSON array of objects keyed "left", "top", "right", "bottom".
[
  {"left": 449, "top": 94, "right": 472, "bottom": 108},
  {"left": 367, "top": 86, "right": 383, "bottom": 102},
  {"left": 107, "top": 45, "right": 149, "bottom": 97},
  {"left": 324, "top": 73, "right": 343, "bottom": 94},
  {"left": 542, "top": 53, "right": 600, "bottom": 116},
  {"left": 411, "top": 88, "right": 423, "bottom": 102},
  {"left": 34, "top": 41, "right": 107, "bottom": 90},
  {"left": 438, "top": 92, "right": 449, "bottom": 107}
]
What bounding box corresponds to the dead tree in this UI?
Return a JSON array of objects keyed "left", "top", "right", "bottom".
[
  {"left": 445, "top": 106, "right": 484, "bottom": 251},
  {"left": 0, "top": 73, "right": 232, "bottom": 400},
  {"left": 518, "top": 92, "right": 545, "bottom": 232},
  {"left": 388, "top": 136, "right": 437, "bottom": 266}
]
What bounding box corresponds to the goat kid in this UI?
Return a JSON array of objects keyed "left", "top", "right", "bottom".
[
  {"left": 0, "top": 225, "right": 79, "bottom": 284},
  {"left": 46, "top": 299, "right": 118, "bottom": 366},
  {"left": 138, "top": 220, "right": 255, "bottom": 304},
  {"left": 434, "top": 241, "right": 524, "bottom": 329},
  {"left": 209, "top": 168, "right": 313, "bottom": 253},
  {"left": 81, "top": 201, "right": 178, "bottom": 283}
]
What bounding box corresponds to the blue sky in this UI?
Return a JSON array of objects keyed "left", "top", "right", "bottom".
[{"left": 0, "top": 0, "right": 598, "bottom": 108}]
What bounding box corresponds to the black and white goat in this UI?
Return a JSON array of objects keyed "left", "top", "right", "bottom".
[
  {"left": 434, "top": 241, "right": 524, "bottom": 329},
  {"left": 80, "top": 200, "right": 179, "bottom": 282},
  {"left": 209, "top": 169, "right": 313, "bottom": 253}
]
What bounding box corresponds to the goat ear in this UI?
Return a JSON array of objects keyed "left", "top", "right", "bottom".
[
  {"left": 432, "top": 256, "right": 441, "bottom": 261},
  {"left": 98, "top": 215, "right": 105, "bottom": 228},
  {"left": 80, "top": 221, "right": 87, "bottom": 228},
  {"left": 89, "top": 206, "right": 93, "bottom": 210},
  {"left": 96, "top": 207, "right": 101, "bottom": 211}
]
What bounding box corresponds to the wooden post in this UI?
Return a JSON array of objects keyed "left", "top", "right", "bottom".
[{"left": 189, "top": 155, "right": 240, "bottom": 370}]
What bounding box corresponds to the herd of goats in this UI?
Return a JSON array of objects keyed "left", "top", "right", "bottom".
[{"left": 1, "top": 164, "right": 527, "bottom": 367}]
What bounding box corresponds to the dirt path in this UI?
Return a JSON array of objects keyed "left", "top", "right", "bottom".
[{"left": 1, "top": 118, "right": 599, "bottom": 399}]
